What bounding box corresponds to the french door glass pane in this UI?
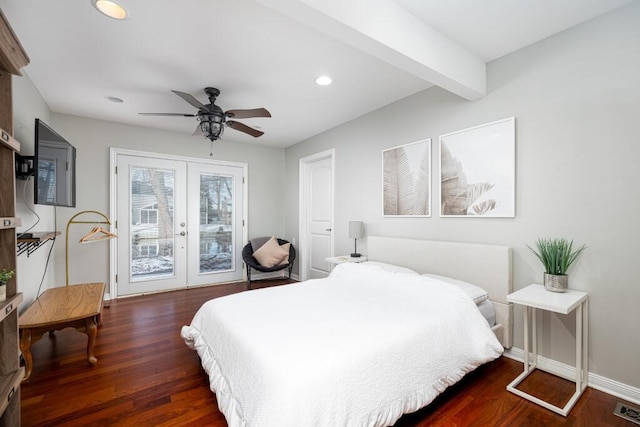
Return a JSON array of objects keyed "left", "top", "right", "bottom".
[
  {"left": 130, "top": 167, "right": 175, "bottom": 280},
  {"left": 199, "top": 173, "right": 233, "bottom": 273}
]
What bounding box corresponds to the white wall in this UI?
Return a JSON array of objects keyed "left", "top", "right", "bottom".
[
  {"left": 11, "top": 76, "right": 287, "bottom": 303},
  {"left": 48, "top": 114, "right": 286, "bottom": 289},
  {"left": 12, "top": 73, "right": 57, "bottom": 306},
  {"left": 285, "top": 3, "right": 640, "bottom": 391}
]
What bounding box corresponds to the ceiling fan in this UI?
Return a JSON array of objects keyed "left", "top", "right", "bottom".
[{"left": 139, "top": 87, "right": 271, "bottom": 142}]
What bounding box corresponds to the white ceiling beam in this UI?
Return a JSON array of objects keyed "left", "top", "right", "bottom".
[{"left": 256, "top": 0, "right": 486, "bottom": 100}]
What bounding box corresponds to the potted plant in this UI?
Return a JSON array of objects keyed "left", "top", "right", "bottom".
[
  {"left": 0, "top": 268, "right": 15, "bottom": 301},
  {"left": 528, "top": 238, "right": 586, "bottom": 292}
]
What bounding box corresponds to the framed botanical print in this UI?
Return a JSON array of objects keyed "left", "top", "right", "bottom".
[
  {"left": 440, "top": 117, "right": 515, "bottom": 217},
  {"left": 382, "top": 138, "right": 431, "bottom": 217}
]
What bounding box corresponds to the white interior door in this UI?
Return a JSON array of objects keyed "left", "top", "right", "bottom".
[
  {"left": 302, "top": 154, "right": 334, "bottom": 280},
  {"left": 114, "top": 151, "right": 245, "bottom": 296},
  {"left": 116, "top": 155, "right": 187, "bottom": 295}
]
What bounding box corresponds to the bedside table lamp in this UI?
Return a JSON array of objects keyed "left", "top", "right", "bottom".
[{"left": 349, "top": 221, "right": 364, "bottom": 257}]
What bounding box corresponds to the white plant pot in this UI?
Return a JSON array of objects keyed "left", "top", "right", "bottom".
[{"left": 0, "top": 284, "right": 6, "bottom": 301}]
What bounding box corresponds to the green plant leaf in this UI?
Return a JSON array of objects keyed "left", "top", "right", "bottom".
[{"left": 528, "top": 238, "right": 586, "bottom": 275}]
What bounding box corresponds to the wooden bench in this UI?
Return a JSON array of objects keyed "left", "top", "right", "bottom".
[{"left": 19, "top": 283, "right": 106, "bottom": 382}]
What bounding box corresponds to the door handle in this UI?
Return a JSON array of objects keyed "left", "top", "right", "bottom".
[
  {"left": 176, "top": 231, "right": 186, "bottom": 236},
  {"left": 325, "top": 228, "right": 332, "bottom": 231}
]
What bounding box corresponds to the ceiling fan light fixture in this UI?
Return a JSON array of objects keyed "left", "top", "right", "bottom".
[
  {"left": 93, "top": 0, "right": 128, "bottom": 20},
  {"left": 315, "top": 75, "right": 332, "bottom": 86},
  {"left": 200, "top": 114, "right": 225, "bottom": 141}
]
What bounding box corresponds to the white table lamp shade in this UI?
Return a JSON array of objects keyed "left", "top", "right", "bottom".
[{"left": 349, "top": 221, "right": 364, "bottom": 239}]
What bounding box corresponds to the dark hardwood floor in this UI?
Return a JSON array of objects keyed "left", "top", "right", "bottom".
[{"left": 20, "top": 280, "right": 636, "bottom": 426}]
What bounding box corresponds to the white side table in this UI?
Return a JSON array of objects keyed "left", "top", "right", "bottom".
[
  {"left": 506, "top": 284, "right": 589, "bottom": 416},
  {"left": 326, "top": 255, "right": 368, "bottom": 264}
]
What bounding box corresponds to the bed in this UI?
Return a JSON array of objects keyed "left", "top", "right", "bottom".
[
  {"left": 181, "top": 237, "right": 513, "bottom": 426},
  {"left": 367, "top": 236, "right": 513, "bottom": 349}
]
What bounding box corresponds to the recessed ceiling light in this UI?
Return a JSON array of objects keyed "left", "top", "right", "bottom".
[
  {"left": 93, "top": 0, "right": 128, "bottom": 20},
  {"left": 315, "top": 75, "right": 332, "bottom": 86},
  {"left": 107, "top": 96, "right": 124, "bottom": 103}
]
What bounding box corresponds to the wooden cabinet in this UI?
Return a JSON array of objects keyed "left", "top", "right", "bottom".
[
  {"left": 0, "top": 8, "right": 30, "bottom": 426},
  {"left": 0, "top": 127, "right": 23, "bottom": 426}
]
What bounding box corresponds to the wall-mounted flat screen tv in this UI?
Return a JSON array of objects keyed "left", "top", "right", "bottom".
[{"left": 34, "top": 119, "right": 76, "bottom": 207}]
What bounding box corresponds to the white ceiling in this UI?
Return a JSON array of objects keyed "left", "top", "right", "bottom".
[{"left": 0, "top": 0, "right": 632, "bottom": 148}]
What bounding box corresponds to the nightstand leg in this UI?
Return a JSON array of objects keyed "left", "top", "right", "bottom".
[
  {"left": 584, "top": 300, "right": 589, "bottom": 387},
  {"left": 532, "top": 307, "right": 537, "bottom": 368},
  {"left": 576, "top": 303, "right": 582, "bottom": 393},
  {"left": 523, "top": 306, "right": 530, "bottom": 370}
]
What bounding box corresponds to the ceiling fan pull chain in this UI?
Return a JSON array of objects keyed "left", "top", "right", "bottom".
[{"left": 210, "top": 140, "right": 214, "bottom": 157}]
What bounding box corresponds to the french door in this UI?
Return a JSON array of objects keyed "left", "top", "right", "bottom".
[{"left": 113, "top": 151, "right": 245, "bottom": 296}]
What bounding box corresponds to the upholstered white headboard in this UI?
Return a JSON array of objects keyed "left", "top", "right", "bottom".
[{"left": 368, "top": 236, "right": 513, "bottom": 348}]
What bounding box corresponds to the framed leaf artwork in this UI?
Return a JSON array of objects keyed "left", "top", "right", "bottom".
[
  {"left": 382, "top": 139, "right": 431, "bottom": 217},
  {"left": 439, "top": 117, "right": 515, "bottom": 217}
]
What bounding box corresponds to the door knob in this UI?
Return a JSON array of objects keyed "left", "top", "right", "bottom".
[{"left": 176, "top": 231, "right": 186, "bottom": 236}]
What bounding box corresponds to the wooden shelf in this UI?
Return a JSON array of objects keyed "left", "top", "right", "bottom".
[
  {"left": 0, "top": 8, "right": 29, "bottom": 425},
  {"left": 0, "top": 217, "right": 21, "bottom": 230},
  {"left": 0, "top": 10, "right": 29, "bottom": 76},
  {"left": 0, "top": 293, "right": 21, "bottom": 324},
  {"left": 17, "top": 231, "right": 60, "bottom": 257},
  {"left": 0, "top": 128, "right": 19, "bottom": 153},
  {"left": 0, "top": 368, "right": 24, "bottom": 419}
]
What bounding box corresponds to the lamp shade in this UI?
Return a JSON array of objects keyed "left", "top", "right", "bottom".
[{"left": 349, "top": 221, "right": 364, "bottom": 239}]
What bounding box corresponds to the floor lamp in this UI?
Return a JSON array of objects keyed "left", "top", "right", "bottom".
[{"left": 65, "top": 210, "right": 118, "bottom": 286}]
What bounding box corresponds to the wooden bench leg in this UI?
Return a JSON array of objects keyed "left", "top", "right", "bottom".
[
  {"left": 19, "top": 329, "right": 46, "bottom": 382},
  {"left": 19, "top": 329, "right": 33, "bottom": 382},
  {"left": 77, "top": 316, "right": 99, "bottom": 366}
]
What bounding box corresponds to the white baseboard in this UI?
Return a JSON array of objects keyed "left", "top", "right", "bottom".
[
  {"left": 105, "top": 272, "right": 298, "bottom": 299},
  {"left": 504, "top": 347, "right": 640, "bottom": 406}
]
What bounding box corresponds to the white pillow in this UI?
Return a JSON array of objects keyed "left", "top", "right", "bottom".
[
  {"left": 253, "top": 236, "right": 288, "bottom": 268},
  {"left": 361, "top": 261, "right": 418, "bottom": 275},
  {"left": 422, "top": 274, "right": 489, "bottom": 304}
]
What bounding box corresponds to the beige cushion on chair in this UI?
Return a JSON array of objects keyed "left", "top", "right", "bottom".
[
  {"left": 253, "top": 236, "right": 288, "bottom": 268},
  {"left": 278, "top": 242, "right": 291, "bottom": 265}
]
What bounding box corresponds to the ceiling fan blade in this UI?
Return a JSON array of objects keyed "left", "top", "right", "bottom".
[
  {"left": 225, "top": 108, "right": 271, "bottom": 119},
  {"left": 171, "top": 90, "right": 210, "bottom": 112},
  {"left": 192, "top": 123, "right": 204, "bottom": 136},
  {"left": 227, "top": 120, "right": 264, "bottom": 137},
  {"left": 139, "top": 112, "right": 197, "bottom": 117}
]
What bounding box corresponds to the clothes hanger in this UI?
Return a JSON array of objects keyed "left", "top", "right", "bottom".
[{"left": 79, "top": 225, "right": 118, "bottom": 243}]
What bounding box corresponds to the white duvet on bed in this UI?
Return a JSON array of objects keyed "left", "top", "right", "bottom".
[{"left": 181, "top": 262, "right": 503, "bottom": 427}]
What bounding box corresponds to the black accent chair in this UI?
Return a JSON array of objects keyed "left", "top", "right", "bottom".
[{"left": 242, "top": 238, "right": 296, "bottom": 289}]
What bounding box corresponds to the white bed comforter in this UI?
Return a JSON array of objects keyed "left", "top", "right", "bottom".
[{"left": 181, "top": 263, "right": 503, "bottom": 427}]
